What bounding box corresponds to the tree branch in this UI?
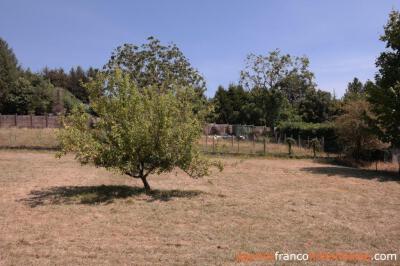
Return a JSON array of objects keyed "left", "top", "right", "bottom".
[
  {"left": 125, "top": 171, "right": 141, "bottom": 179},
  {"left": 143, "top": 167, "right": 156, "bottom": 178}
]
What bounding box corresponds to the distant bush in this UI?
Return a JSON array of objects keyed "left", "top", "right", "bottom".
[
  {"left": 286, "top": 137, "right": 296, "bottom": 156},
  {"left": 309, "top": 138, "right": 321, "bottom": 158}
]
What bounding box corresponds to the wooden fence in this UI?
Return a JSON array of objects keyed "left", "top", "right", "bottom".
[
  {"left": 1, "top": 117, "right": 267, "bottom": 133},
  {"left": 0, "top": 114, "right": 61, "bottom": 128}
]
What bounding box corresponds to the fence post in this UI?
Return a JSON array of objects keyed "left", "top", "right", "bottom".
[
  {"left": 252, "top": 137, "right": 255, "bottom": 154},
  {"left": 15, "top": 114, "right": 17, "bottom": 127},
  {"left": 237, "top": 138, "right": 240, "bottom": 153},
  {"left": 30, "top": 114, "right": 33, "bottom": 128},
  {"left": 298, "top": 135, "right": 301, "bottom": 148},
  {"left": 205, "top": 134, "right": 208, "bottom": 152},
  {"left": 263, "top": 137, "right": 266, "bottom": 155},
  {"left": 231, "top": 135, "right": 234, "bottom": 153},
  {"left": 212, "top": 136, "right": 215, "bottom": 153},
  {"left": 0, "top": 113, "right": 1, "bottom": 128},
  {"left": 45, "top": 114, "right": 48, "bottom": 128}
]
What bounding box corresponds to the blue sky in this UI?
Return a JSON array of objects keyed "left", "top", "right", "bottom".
[{"left": 0, "top": 0, "right": 398, "bottom": 97}]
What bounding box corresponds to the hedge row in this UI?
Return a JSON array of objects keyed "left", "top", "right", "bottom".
[{"left": 277, "top": 122, "right": 340, "bottom": 152}]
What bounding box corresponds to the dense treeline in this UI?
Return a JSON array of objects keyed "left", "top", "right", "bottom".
[
  {"left": 0, "top": 36, "right": 357, "bottom": 124},
  {"left": 0, "top": 38, "right": 54, "bottom": 114},
  {"left": 0, "top": 37, "right": 94, "bottom": 115},
  {"left": 208, "top": 81, "right": 340, "bottom": 126}
]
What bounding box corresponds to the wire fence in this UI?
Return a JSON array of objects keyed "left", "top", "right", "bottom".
[
  {"left": 199, "top": 134, "right": 329, "bottom": 158},
  {"left": 0, "top": 127, "right": 398, "bottom": 173},
  {"left": 0, "top": 126, "right": 325, "bottom": 157}
]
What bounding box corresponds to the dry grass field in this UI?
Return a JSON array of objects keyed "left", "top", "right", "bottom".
[
  {"left": 0, "top": 128, "right": 59, "bottom": 149},
  {"left": 0, "top": 150, "right": 399, "bottom": 265}
]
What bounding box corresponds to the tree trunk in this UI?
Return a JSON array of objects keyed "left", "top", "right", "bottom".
[{"left": 140, "top": 176, "right": 151, "bottom": 193}]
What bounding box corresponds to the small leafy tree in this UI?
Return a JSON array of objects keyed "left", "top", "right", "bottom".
[
  {"left": 335, "top": 99, "right": 385, "bottom": 161},
  {"left": 58, "top": 70, "right": 221, "bottom": 192},
  {"left": 286, "top": 137, "right": 296, "bottom": 156}
]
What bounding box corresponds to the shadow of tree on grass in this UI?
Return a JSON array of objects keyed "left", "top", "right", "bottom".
[
  {"left": 301, "top": 165, "right": 400, "bottom": 183},
  {"left": 20, "top": 185, "right": 203, "bottom": 207}
]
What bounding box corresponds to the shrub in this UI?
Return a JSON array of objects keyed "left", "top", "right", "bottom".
[
  {"left": 286, "top": 137, "right": 296, "bottom": 156},
  {"left": 309, "top": 138, "right": 321, "bottom": 158}
]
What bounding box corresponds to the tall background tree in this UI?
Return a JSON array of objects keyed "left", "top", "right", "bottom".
[
  {"left": 240, "top": 50, "right": 315, "bottom": 106},
  {"left": 41, "top": 67, "right": 68, "bottom": 89},
  {"left": 298, "top": 89, "right": 337, "bottom": 123},
  {"left": 0, "top": 37, "right": 20, "bottom": 112},
  {"left": 211, "top": 84, "right": 249, "bottom": 124},
  {"left": 105, "top": 37, "right": 207, "bottom": 111},
  {"left": 367, "top": 10, "right": 400, "bottom": 173},
  {"left": 42, "top": 66, "right": 97, "bottom": 103},
  {"left": 343, "top": 77, "right": 369, "bottom": 102}
]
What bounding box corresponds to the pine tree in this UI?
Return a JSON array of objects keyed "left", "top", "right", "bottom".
[{"left": 0, "top": 38, "right": 20, "bottom": 112}]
